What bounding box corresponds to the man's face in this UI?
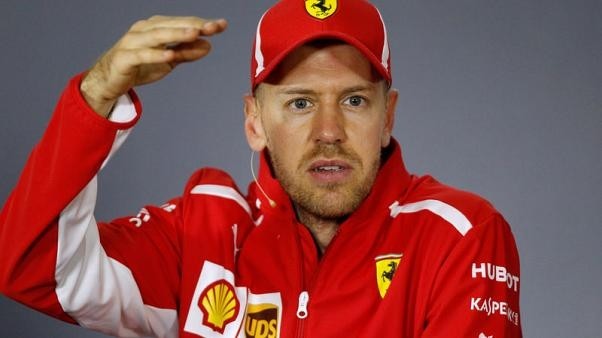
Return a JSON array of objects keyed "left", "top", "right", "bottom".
[{"left": 244, "top": 43, "right": 397, "bottom": 219}]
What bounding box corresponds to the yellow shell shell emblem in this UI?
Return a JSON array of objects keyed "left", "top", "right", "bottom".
[
  {"left": 199, "top": 280, "right": 240, "bottom": 333},
  {"left": 375, "top": 254, "right": 403, "bottom": 298},
  {"left": 305, "top": 0, "right": 337, "bottom": 20}
]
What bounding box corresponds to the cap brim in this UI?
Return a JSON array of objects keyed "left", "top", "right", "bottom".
[{"left": 253, "top": 31, "right": 391, "bottom": 89}]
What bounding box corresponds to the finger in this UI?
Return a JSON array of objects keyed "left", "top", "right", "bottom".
[
  {"left": 131, "top": 15, "right": 226, "bottom": 35},
  {"left": 121, "top": 27, "right": 199, "bottom": 49},
  {"left": 199, "top": 18, "right": 228, "bottom": 36},
  {"left": 147, "top": 15, "right": 201, "bottom": 22},
  {"left": 131, "top": 15, "right": 204, "bottom": 30},
  {"left": 169, "top": 39, "right": 213, "bottom": 64},
  {"left": 111, "top": 48, "right": 175, "bottom": 72}
]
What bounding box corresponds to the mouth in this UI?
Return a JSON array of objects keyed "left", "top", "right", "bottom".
[
  {"left": 310, "top": 159, "right": 351, "bottom": 171},
  {"left": 312, "top": 165, "right": 345, "bottom": 172},
  {"left": 308, "top": 160, "right": 352, "bottom": 184}
]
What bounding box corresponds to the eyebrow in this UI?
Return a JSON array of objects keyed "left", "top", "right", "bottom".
[
  {"left": 277, "top": 84, "right": 376, "bottom": 96},
  {"left": 279, "top": 87, "right": 316, "bottom": 95}
]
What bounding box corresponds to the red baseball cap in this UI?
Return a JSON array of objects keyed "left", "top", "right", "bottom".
[{"left": 250, "top": 0, "right": 391, "bottom": 89}]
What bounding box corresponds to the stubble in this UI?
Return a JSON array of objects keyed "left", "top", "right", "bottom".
[{"left": 269, "top": 143, "right": 381, "bottom": 220}]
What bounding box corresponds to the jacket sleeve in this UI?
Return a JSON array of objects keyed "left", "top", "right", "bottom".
[
  {"left": 422, "top": 213, "right": 522, "bottom": 338},
  {"left": 0, "top": 74, "right": 180, "bottom": 338}
]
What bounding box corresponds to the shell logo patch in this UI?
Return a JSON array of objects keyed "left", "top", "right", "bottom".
[
  {"left": 199, "top": 280, "right": 240, "bottom": 334},
  {"left": 375, "top": 253, "right": 403, "bottom": 298},
  {"left": 305, "top": 0, "right": 337, "bottom": 20}
]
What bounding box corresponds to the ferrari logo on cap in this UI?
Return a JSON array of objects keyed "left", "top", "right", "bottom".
[
  {"left": 375, "top": 253, "right": 403, "bottom": 298},
  {"left": 305, "top": 0, "right": 337, "bottom": 20}
]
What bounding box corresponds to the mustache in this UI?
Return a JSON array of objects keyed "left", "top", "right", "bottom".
[{"left": 299, "top": 143, "right": 361, "bottom": 168}]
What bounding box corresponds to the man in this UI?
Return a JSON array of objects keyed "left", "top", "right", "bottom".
[{"left": 0, "top": 0, "right": 522, "bottom": 337}]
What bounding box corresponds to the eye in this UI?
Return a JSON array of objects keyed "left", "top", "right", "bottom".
[
  {"left": 345, "top": 95, "right": 365, "bottom": 107},
  {"left": 288, "top": 98, "right": 312, "bottom": 111}
]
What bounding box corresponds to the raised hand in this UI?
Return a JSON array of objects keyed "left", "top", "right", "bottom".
[{"left": 80, "top": 16, "right": 227, "bottom": 117}]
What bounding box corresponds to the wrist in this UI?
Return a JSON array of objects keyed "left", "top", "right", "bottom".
[{"left": 80, "top": 71, "right": 116, "bottom": 118}]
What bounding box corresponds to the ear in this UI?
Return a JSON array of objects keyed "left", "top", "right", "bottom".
[
  {"left": 244, "top": 94, "right": 267, "bottom": 151},
  {"left": 381, "top": 88, "right": 398, "bottom": 147}
]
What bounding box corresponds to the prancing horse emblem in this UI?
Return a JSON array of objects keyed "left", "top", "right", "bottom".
[
  {"left": 305, "top": 0, "right": 337, "bottom": 19},
  {"left": 375, "top": 253, "right": 403, "bottom": 298},
  {"left": 381, "top": 261, "right": 397, "bottom": 282},
  {"left": 312, "top": 0, "right": 331, "bottom": 14}
]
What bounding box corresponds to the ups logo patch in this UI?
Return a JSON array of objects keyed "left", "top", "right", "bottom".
[
  {"left": 245, "top": 303, "right": 279, "bottom": 338},
  {"left": 305, "top": 0, "right": 337, "bottom": 19}
]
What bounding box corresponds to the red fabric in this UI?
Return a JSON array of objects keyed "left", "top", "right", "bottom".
[{"left": 0, "top": 73, "right": 140, "bottom": 324}]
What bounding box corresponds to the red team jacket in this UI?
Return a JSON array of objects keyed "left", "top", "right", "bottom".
[{"left": 0, "top": 74, "right": 522, "bottom": 337}]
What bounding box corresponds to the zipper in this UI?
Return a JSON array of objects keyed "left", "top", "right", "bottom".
[
  {"left": 294, "top": 223, "right": 310, "bottom": 338},
  {"left": 296, "top": 291, "right": 309, "bottom": 319},
  {"left": 294, "top": 222, "right": 346, "bottom": 338},
  {"left": 295, "top": 290, "right": 310, "bottom": 337}
]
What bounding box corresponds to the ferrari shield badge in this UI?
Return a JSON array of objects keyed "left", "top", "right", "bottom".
[
  {"left": 375, "top": 254, "right": 403, "bottom": 298},
  {"left": 305, "top": 0, "right": 337, "bottom": 19}
]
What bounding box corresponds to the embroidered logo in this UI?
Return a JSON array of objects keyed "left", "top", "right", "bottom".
[
  {"left": 375, "top": 253, "right": 403, "bottom": 298},
  {"left": 305, "top": 0, "right": 337, "bottom": 20},
  {"left": 199, "top": 280, "right": 240, "bottom": 334}
]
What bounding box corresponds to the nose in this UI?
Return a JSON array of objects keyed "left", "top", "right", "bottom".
[{"left": 311, "top": 104, "right": 347, "bottom": 144}]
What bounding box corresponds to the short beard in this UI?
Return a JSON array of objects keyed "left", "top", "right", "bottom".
[{"left": 269, "top": 143, "right": 381, "bottom": 221}]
